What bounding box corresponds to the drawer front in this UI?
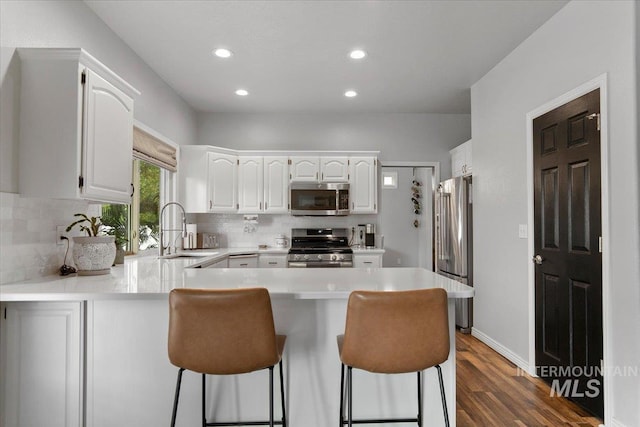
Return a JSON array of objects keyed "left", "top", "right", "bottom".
[
  {"left": 228, "top": 255, "right": 258, "bottom": 268},
  {"left": 259, "top": 255, "right": 287, "bottom": 268},
  {"left": 353, "top": 255, "right": 381, "bottom": 268}
]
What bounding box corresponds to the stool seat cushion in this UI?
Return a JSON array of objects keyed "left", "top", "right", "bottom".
[
  {"left": 338, "top": 288, "right": 449, "bottom": 374},
  {"left": 168, "top": 288, "right": 284, "bottom": 375}
]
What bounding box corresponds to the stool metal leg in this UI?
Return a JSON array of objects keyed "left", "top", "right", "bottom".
[
  {"left": 339, "top": 364, "right": 345, "bottom": 427},
  {"left": 279, "top": 361, "right": 287, "bottom": 427},
  {"left": 269, "top": 366, "right": 274, "bottom": 427},
  {"left": 417, "top": 371, "right": 422, "bottom": 427},
  {"left": 347, "top": 366, "right": 353, "bottom": 427},
  {"left": 436, "top": 365, "right": 449, "bottom": 427},
  {"left": 202, "top": 374, "right": 207, "bottom": 427},
  {"left": 171, "top": 368, "right": 185, "bottom": 427}
]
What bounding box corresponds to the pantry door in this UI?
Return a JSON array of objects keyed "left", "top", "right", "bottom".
[{"left": 533, "top": 88, "right": 603, "bottom": 418}]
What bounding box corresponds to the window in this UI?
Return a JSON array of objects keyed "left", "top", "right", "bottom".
[
  {"left": 382, "top": 171, "right": 398, "bottom": 189},
  {"left": 102, "top": 159, "right": 161, "bottom": 254},
  {"left": 102, "top": 124, "right": 178, "bottom": 255}
]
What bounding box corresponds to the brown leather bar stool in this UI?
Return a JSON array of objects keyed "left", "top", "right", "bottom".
[
  {"left": 337, "top": 288, "right": 450, "bottom": 427},
  {"left": 168, "top": 288, "right": 287, "bottom": 427}
]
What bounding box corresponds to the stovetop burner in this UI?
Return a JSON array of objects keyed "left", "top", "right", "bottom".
[{"left": 287, "top": 228, "right": 353, "bottom": 267}]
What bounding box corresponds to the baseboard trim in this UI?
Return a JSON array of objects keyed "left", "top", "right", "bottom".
[{"left": 470, "top": 327, "right": 530, "bottom": 374}]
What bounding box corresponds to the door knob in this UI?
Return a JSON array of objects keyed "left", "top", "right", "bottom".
[{"left": 532, "top": 254, "right": 544, "bottom": 265}]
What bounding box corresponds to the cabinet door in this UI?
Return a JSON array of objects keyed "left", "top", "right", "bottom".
[
  {"left": 207, "top": 152, "right": 237, "bottom": 212},
  {"left": 450, "top": 140, "right": 472, "bottom": 177},
  {"left": 289, "top": 156, "right": 319, "bottom": 181},
  {"left": 263, "top": 156, "right": 289, "bottom": 213},
  {"left": 82, "top": 69, "right": 134, "bottom": 203},
  {"left": 353, "top": 254, "right": 382, "bottom": 268},
  {"left": 238, "top": 156, "right": 264, "bottom": 213},
  {"left": 349, "top": 157, "right": 378, "bottom": 213},
  {"left": 320, "top": 157, "right": 349, "bottom": 182},
  {"left": 228, "top": 255, "right": 258, "bottom": 268},
  {"left": 259, "top": 255, "right": 287, "bottom": 268},
  {"left": 1, "top": 302, "right": 83, "bottom": 427},
  {"left": 463, "top": 140, "right": 472, "bottom": 175}
]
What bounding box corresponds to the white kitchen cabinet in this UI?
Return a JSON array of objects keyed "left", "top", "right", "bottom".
[
  {"left": 259, "top": 254, "right": 288, "bottom": 268},
  {"left": 349, "top": 156, "right": 378, "bottom": 213},
  {"left": 1, "top": 302, "right": 84, "bottom": 427},
  {"left": 289, "top": 156, "right": 319, "bottom": 181},
  {"left": 451, "top": 140, "right": 472, "bottom": 177},
  {"left": 178, "top": 147, "right": 237, "bottom": 213},
  {"left": 178, "top": 146, "right": 210, "bottom": 212},
  {"left": 208, "top": 151, "right": 238, "bottom": 212},
  {"left": 320, "top": 157, "right": 349, "bottom": 182},
  {"left": 17, "top": 48, "right": 139, "bottom": 204},
  {"left": 228, "top": 254, "right": 259, "bottom": 268},
  {"left": 238, "top": 156, "right": 264, "bottom": 213},
  {"left": 353, "top": 254, "right": 383, "bottom": 268},
  {"left": 263, "top": 156, "right": 289, "bottom": 213}
]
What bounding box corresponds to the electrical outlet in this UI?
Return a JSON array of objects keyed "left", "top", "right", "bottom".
[{"left": 57, "top": 226, "right": 67, "bottom": 245}]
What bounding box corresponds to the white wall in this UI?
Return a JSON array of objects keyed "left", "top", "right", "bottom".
[
  {"left": 471, "top": 1, "right": 639, "bottom": 426},
  {"left": 196, "top": 112, "right": 470, "bottom": 179},
  {"left": 0, "top": 0, "right": 197, "bottom": 193},
  {"left": 0, "top": 0, "right": 197, "bottom": 283}
]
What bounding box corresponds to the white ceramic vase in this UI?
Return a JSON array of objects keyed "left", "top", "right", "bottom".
[{"left": 72, "top": 236, "right": 116, "bottom": 275}]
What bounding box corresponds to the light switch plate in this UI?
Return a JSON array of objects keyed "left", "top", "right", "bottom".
[{"left": 518, "top": 224, "right": 528, "bottom": 239}]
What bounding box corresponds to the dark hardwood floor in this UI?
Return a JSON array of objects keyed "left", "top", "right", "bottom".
[{"left": 456, "top": 332, "right": 603, "bottom": 426}]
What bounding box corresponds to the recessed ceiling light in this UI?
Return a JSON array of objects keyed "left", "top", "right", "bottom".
[
  {"left": 344, "top": 90, "right": 358, "bottom": 98},
  {"left": 213, "top": 48, "right": 233, "bottom": 58},
  {"left": 235, "top": 89, "right": 249, "bottom": 96},
  {"left": 349, "top": 49, "right": 367, "bottom": 60}
]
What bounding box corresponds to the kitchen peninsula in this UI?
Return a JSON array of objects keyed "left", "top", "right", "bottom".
[{"left": 0, "top": 257, "right": 473, "bottom": 427}]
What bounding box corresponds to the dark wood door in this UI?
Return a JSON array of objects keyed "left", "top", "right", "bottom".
[{"left": 533, "top": 89, "right": 603, "bottom": 418}]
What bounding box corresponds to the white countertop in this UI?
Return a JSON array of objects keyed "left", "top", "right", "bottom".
[{"left": 0, "top": 250, "right": 472, "bottom": 302}]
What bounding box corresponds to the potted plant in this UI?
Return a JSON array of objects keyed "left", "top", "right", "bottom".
[
  {"left": 66, "top": 213, "right": 116, "bottom": 275},
  {"left": 101, "top": 205, "right": 129, "bottom": 264}
]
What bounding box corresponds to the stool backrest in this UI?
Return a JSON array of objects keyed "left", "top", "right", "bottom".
[
  {"left": 168, "top": 288, "right": 280, "bottom": 375},
  {"left": 340, "top": 288, "right": 450, "bottom": 373}
]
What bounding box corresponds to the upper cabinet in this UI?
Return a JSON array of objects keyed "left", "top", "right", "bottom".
[
  {"left": 290, "top": 156, "right": 350, "bottom": 182},
  {"left": 179, "top": 147, "right": 378, "bottom": 214},
  {"left": 17, "top": 48, "right": 139, "bottom": 204},
  {"left": 289, "top": 156, "right": 319, "bottom": 181},
  {"left": 237, "top": 156, "right": 263, "bottom": 213},
  {"left": 320, "top": 157, "right": 349, "bottom": 182},
  {"left": 349, "top": 156, "right": 378, "bottom": 214},
  {"left": 263, "top": 156, "right": 289, "bottom": 213},
  {"left": 451, "top": 140, "right": 472, "bottom": 177},
  {"left": 178, "top": 147, "right": 237, "bottom": 213},
  {"left": 207, "top": 152, "right": 238, "bottom": 212}
]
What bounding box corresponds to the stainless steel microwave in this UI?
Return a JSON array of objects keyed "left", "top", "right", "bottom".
[{"left": 290, "top": 182, "right": 350, "bottom": 216}]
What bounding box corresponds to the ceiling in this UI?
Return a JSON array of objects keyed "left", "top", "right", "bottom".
[{"left": 85, "top": 0, "right": 568, "bottom": 114}]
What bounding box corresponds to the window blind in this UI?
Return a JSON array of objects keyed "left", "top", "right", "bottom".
[{"left": 132, "top": 126, "right": 177, "bottom": 172}]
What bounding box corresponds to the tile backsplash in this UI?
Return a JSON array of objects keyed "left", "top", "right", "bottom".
[
  {"left": 0, "top": 192, "right": 94, "bottom": 285},
  {"left": 193, "top": 213, "right": 377, "bottom": 249}
]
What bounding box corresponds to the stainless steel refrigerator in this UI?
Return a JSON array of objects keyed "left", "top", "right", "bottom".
[{"left": 436, "top": 176, "right": 473, "bottom": 333}]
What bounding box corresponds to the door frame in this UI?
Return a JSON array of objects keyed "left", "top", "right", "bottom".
[
  {"left": 380, "top": 161, "right": 440, "bottom": 270},
  {"left": 526, "top": 74, "right": 611, "bottom": 419}
]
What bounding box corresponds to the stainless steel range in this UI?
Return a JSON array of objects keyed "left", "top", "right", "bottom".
[{"left": 287, "top": 228, "right": 353, "bottom": 268}]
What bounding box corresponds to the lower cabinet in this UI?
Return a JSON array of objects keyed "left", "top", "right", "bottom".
[
  {"left": 0, "top": 301, "right": 84, "bottom": 427},
  {"left": 228, "top": 254, "right": 259, "bottom": 268},
  {"left": 258, "top": 254, "right": 287, "bottom": 268},
  {"left": 353, "top": 254, "right": 383, "bottom": 268}
]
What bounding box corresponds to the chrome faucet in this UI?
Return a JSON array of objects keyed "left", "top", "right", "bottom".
[{"left": 159, "top": 202, "right": 186, "bottom": 256}]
